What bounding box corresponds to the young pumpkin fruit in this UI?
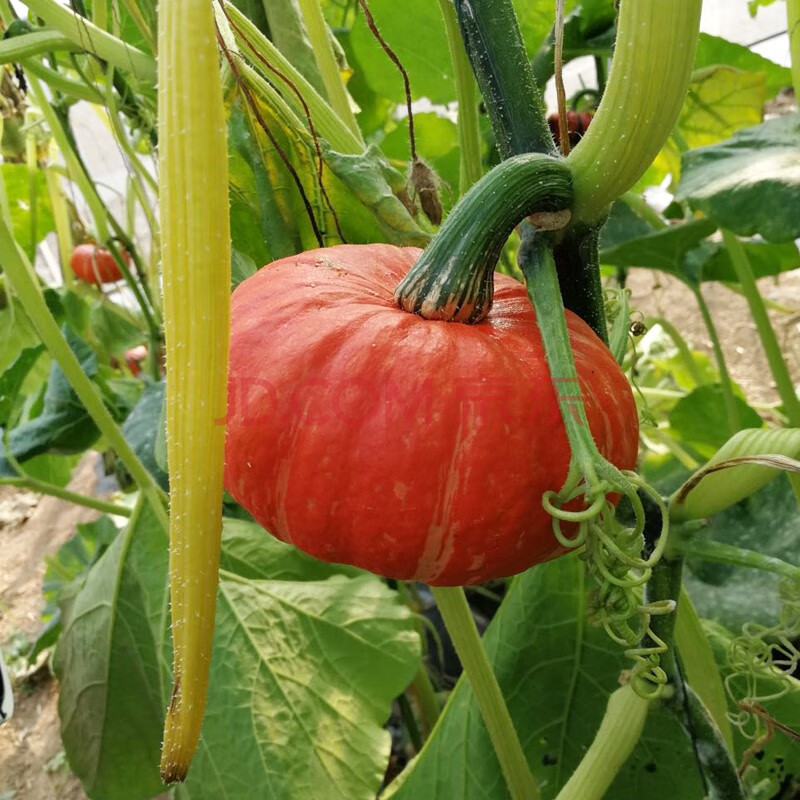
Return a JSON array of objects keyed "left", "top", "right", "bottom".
[
  {"left": 70, "top": 243, "right": 128, "bottom": 285},
  {"left": 224, "top": 244, "right": 639, "bottom": 586}
]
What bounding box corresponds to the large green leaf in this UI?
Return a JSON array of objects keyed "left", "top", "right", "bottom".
[
  {"left": 642, "top": 65, "right": 766, "bottom": 189},
  {"left": 599, "top": 213, "right": 800, "bottom": 284},
  {"left": 599, "top": 219, "right": 717, "bottom": 277},
  {"left": 677, "top": 114, "right": 800, "bottom": 243},
  {"left": 233, "top": 81, "right": 428, "bottom": 255},
  {"left": 180, "top": 573, "right": 419, "bottom": 800},
  {"left": 684, "top": 475, "right": 800, "bottom": 630},
  {"left": 694, "top": 33, "right": 791, "bottom": 99},
  {"left": 54, "top": 497, "right": 169, "bottom": 800},
  {"left": 348, "top": 0, "right": 454, "bottom": 106},
  {"left": 30, "top": 514, "right": 120, "bottom": 661},
  {"left": 669, "top": 384, "right": 763, "bottom": 456},
  {"left": 88, "top": 299, "right": 145, "bottom": 358},
  {"left": 349, "top": 0, "right": 576, "bottom": 107},
  {"left": 56, "top": 510, "right": 420, "bottom": 800},
  {"left": 385, "top": 556, "right": 705, "bottom": 800}
]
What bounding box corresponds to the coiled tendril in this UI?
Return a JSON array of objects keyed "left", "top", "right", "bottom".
[
  {"left": 725, "top": 576, "right": 800, "bottom": 743},
  {"left": 543, "top": 461, "right": 671, "bottom": 698}
]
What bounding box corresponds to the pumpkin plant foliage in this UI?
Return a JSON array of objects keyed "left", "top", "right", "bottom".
[{"left": 1, "top": 0, "right": 799, "bottom": 798}]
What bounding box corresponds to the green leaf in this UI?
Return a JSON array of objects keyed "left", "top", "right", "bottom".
[
  {"left": 0, "top": 344, "right": 44, "bottom": 427},
  {"left": 231, "top": 247, "right": 257, "bottom": 289},
  {"left": 677, "top": 114, "right": 800, "bottom": 243},
  {"left": 322, "top": 144, "right": 430, "bottom": 246},
  {"left": 643, "top": 66, "right": 766, "bottom": 189},
  {"left": 599, "top": 219, "right": 717, "bottom": 277},
  {"left": 349, "top": 0, "right": 575, "bottom": 108},
  {"left": 694, "top": 33, "right": 791, "bottom": 99},
  {"left": 386, "top": 556, "right": 705, "bottom": 800},
  {"left": 599, "top": 210, "right": 800, "bottom": 284},
  {"left": 669, "top": 385, "right": 763, "bottom": 453},
  {"left": 684, "top": 475, "right": 800, "bottom": 629},
  {"left": 1, "top": 328, "right": 100, "bottom": 468},
  {"left": 30, "top": 515, "right": 120, "bottom": 661},
  {"left": 0, "top": 296, "right": 40, "bottom": 374},
  {"left": 120, "top": 381, "right": 169, "bottom": 492},
  {"left": 219, "top": 517, "right": 362, "bottom": 581},
  {"left": 57, "top": 510, "right": 420, "bottom": 800},
  {"left": 54, "top": 497, "right": 169, "bottom": 800},
  {"left": 349, "top": 0, "right": 453, "bottom": 105},
  {"left": 180, "top": 572, "right": 420, "bottom": 800},
  {"left": 699, "top": 239, "right": 800, "bottom": 281},
  {"left": 671, "top": 428, "right": 800, "bottom": 521},
  {"left": 0, "top": 163, "right": 55, "bottom": 259}
]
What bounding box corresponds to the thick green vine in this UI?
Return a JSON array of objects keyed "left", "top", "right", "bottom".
[
  {"left": 395, "top": 153, "right": 571, "bottom": 323},
  {"left": 567, "top": 0, "right": 703, "bottom": 224}
]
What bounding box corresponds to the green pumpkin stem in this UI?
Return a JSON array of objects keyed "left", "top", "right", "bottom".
[{"left": 395, "top": 153, "right": 572, "bottom": 324}]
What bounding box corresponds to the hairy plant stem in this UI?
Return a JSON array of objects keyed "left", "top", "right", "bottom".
[
  {"left": 551, "top": 224, "right": 607, "bottom": 343},
  {"left": 680, "top": 682, "right": 746, "bottom": 800},
  {"left": 395, "top": 154, "right": 572, "bottom": 323},
  {"left": 454, "top": 0, "right": 554, "bottom": 159},
  {"left": 670, "top": 536, "right": 800, "bottom": 582},
  {"left": 567, "top": 0, "right": 702, "bottom": 224},
  {"left": 674, "top": 588, "right": 734, "bottom": 753},
  {"left": 296, "top": 0, "right": 362, "bottom": 142},
  {"left": 0, "top": 474, "right": 132, "bottom": 517},
  {"left": 555, "top": 685, "right": 650, "bottom": 800},
  {"left": 721, "top": 230, "right": 800, "bottom": 427},
  {"left": 789, "top": 0, "right": 800, "bottom": 97},
  {"left": 431, "top": 587, "right": 539, "bottom": 800},
  {"left": 691, "top": 284, "right": 741, "bottom": 435},
  {"left": 518, "top": 230, "right": 601, "bottom": 480},
  {"left": 644, "top": 547, "right": 744, "bottom": 798},
  {"left": 158, "top": 0, "right": 231, "bottom": 782},
  {"left": 22, "top": 0, "right": 155, "bottom": 83},
  {"left": 644, "top": 506, "right": 742, "bottom": 797},
  {"left": 407, "top": 663, "right": 440, "bottom": 739},
  {"left": 0, "top": 30, "right": 79, "bottom": 60},
  {"left": 436, "top": 0, "right": 482, "bottom": 192}
]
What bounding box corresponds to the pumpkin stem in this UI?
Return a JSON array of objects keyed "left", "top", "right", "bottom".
[{"left": 394, "top": 153, "right": 572, "bottom": 324}]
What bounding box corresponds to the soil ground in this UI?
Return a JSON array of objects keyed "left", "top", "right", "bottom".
[
  {"left": 0, "top": 457, "right": 100, "bottom": 800},
  {"left": 0, "top": 269, "right": 798, "bottom": 798}
]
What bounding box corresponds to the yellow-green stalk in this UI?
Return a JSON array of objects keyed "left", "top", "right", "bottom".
[
  {"left": 158, "top": 0, "right": 231, "bottom": 784},
  {"left": 789, "top": 0, "right": 800, "bottom": 98},
  {"left": 567, "top": 0, "right": 702, "bottom": 223},
  {"left": 555, "top": 686, "right": 650, "bottom": 800},
  {"left": 296, "top": 0, "right": 363, "bottom": 144}
]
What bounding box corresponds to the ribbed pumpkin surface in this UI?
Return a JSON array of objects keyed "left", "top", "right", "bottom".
[{"left": 224, "top": 244, "right": 639, "bottom": 585}]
